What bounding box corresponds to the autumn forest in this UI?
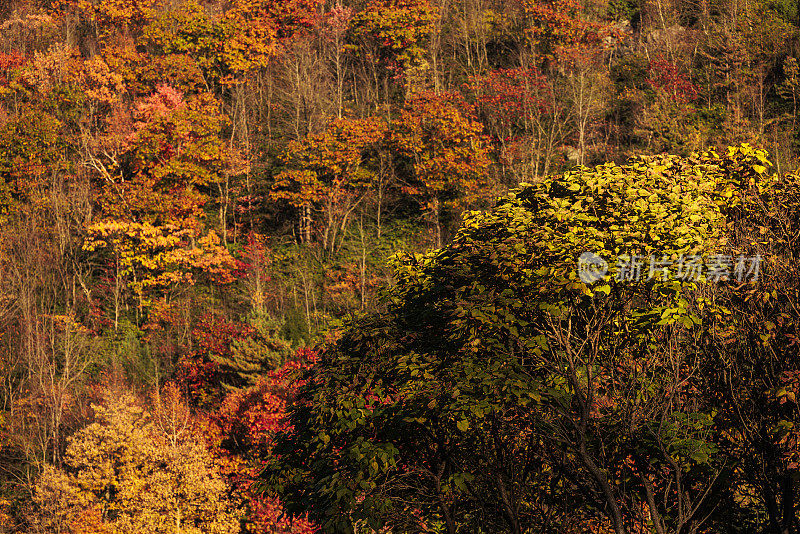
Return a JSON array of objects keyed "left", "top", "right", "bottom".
[{"left": 1, "top": 0, "right": 800, "bottom": 532}]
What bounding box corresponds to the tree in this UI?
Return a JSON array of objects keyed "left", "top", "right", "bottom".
[
  {"left": 93, "top": 84, "right": 241, "bottom": 226},
  {"left": 0, "top": 106, "right": 64, "bottom": 213},
  {"left": 141, "top": 0, "right": 319, "bottom": 86},
  {"left": 348, "top": 0, "right": 438, "bottom": 94},
  {"left": 700, "top": 147, "right": 800, "bottom": 534},
  {"left": 646, "top": 58, "right": 699, "bottom": 152},
  {"left": 29, "top": 389, "right": 240, "bottom": 534},
  {"left": 265, "top": 146, "right": 773, "bottom": 534},
  {"left": 271, "top": 116, "right": 387, "bottom": 254},
  {"left": 52, "top": 0, "right": 156, "bottom": 40},
  {"left": 390, "top": 91, "right": 492, "bottom": 247},
  {"left": 83, "top": 221, "right": 237, "bottom": 322},
  {"left": 215, "top": 349, "right": 318, "bottom": 533},
  {"left": 176, "top": 313, "right": 292, "bottom": 406},
  {"left": 467, "top": 67, "right": 569, "bottom": 181},
  {"left": 524, "top": 0, "right": 615, "bottom": 165},
  {"left": 523, "top": 0, "right": 606, "bottom": 63}
]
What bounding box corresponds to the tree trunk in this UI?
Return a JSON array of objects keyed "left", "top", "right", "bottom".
[{"left": 433, "top": 197, "right": 442, "bottom": 248}]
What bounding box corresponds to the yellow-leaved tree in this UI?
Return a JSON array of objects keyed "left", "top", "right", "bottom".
[{"left": 28, "top": 388, "right": 240, "bottom": 534}]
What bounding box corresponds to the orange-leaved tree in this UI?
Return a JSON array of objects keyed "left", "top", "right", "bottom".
[
  {"left": 142, "top": 0, "right": 319, "bottom": 85},
  {"left": 122, "top": 84, "right": 240, "bottom": 224},
  {"left": 271, "top": 116, "right": 387, "bottom": 254},
  {"left": 82, "top": 84, "right": 240, "bottom": 324},
  {"left": 50, "top": 0, "right": 157, "bottom": 40},
  {"left": 348, "top": 0, "right": 438, "bottom": 78},
  {"left": 390, "top": 91, "right": 492, "bottom": 247}
]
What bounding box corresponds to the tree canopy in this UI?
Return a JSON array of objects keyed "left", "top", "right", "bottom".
[
  {"left": 265, "top": 145, "right": 800, "bottom": 534},
  {"left": 5, "top": 0, "right": 800, "bottom": 530}
]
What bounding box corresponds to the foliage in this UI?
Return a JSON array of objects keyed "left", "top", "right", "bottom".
[
  {"left": 524, "top": 0, "right": 607, "bottom": 61},
  {"left": 83, "top": 221, "right": 236, "bottom": 305},
  {"left": 272, "top": 116, "right": 387, "bottom": 253},
  {"left": 52, "top": 0, "right": 156, "bottom": 37},
  {"left": 466, "top": 67, "right": 566, "bottom": 180},
  {"left": 265, "top": 146, "right": 771, "bottom": 533},
  {"left": 390, "top": 91, "right": 492, "bottom": 245},
  {"left": 215, "top": 350, "right": 319, "bottom": 533},
  {"left": 0, "top": 106, "right": 64, "bottom": 210},
  {"left": 142, "top": 0, "right": 319, "bottom": 83},
  {"left": 176, "top": 312, "right": 292, "bottom": 406},
  {"left": 701, "top": 159, "right": 800, "bottom": 532},
  {"left": 29, "top": 390, "right": 240, "bottom": 534},
  {"left": 107, "top": 85, "right": 241, "bottom": 224},
  {"left": 348, "top": 0, "right": 438, "bottom": 75},
  {"left": 5, "top": 0, "right": 800, "bottom": 530}
]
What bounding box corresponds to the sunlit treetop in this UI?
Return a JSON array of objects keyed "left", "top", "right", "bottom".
[
  {"left": 524, "top": 0, "right": 618, "bottom": 63},
  {"left": 142, "top": 0, "right": 321, "bottom": 84},
  {"left": 391, "top": 91, "right": 492, "bottom": 208},
  {"left": 272, "top": 116, "right": 387, "bottom": 209},
  {"left": 51, "top": 0, "right": 157, "bottom": 37},
  {"left": 348, "top": 0, "right": 438, "bottom": 74}
]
